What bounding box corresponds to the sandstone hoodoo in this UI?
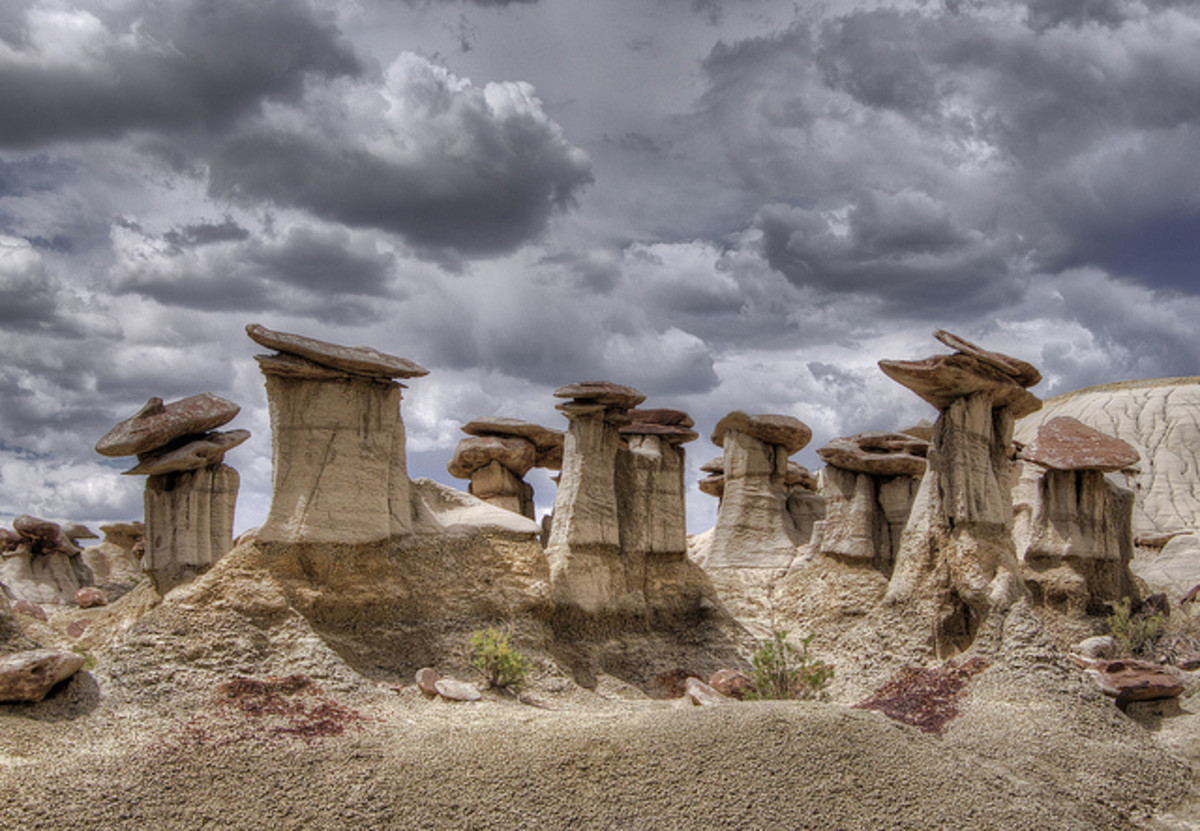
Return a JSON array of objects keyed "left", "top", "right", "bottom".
[
  {"left": 448, "top": 418, "right": 564, "bottom": 519},
  {"left": 810, "top": 431, "right": 929, "bottom": 573},
  {"left": 704, "top": 411, "right": 813, "bottom": 569},
  {"left": 881, "top": 330, "right": 1042, "bottom": 655},
  {"left": 1012, "top": 417, "right": 1140, "bottom": 612},
  {"left": 545, "top": 383, "right": 707, "bottom": 619},
  {"left": 83, "top": 522, "right": 144, "bottom": 585},
  {"left": 96, "top": 392, "right": 246, "bottom": 593},
  {"left": 248, "top": 323, "right": 427, "bottom": 544},
  {"left": 0, "top": 515, "right": 96, "bottom": 605}
]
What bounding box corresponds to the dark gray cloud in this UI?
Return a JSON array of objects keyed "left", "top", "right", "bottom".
[
  {"left": 0, "top": 0, "right": 361, "bottom": 149},
  {"left": 204, "top": 55, "right": 593, "bottom": 258},
  {"left": 163, "top": 218, "right": 250, "bottom": 251}
]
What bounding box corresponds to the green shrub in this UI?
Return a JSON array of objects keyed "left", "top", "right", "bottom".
[
  {"left": 1108, "top": 597, "right": 1165, "bottom": 657},
  {"left": 70, "top": 645, "right": 96, "bottom": 671},
  {"left": 745, "top": 630, "right": 834, "bottom": 701},
  {"left": 469, "top": 627, "right": 529, "bottom": 690}
]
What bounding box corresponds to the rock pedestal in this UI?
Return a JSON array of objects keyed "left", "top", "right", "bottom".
[
  {"left": 617, "top": 409, "right": 697, "bottom": 561},
  {"left": 545, "top": 382, "right": 645, "bottom": 614},
  {"left": 96, "top": 392, "right": 247, "bottom": 592},
  {"left": 248, "top": 323, "right": 427, "bottom": 544},
  {"left": 705, "top": 411, "right": 812, "bottom": 570},
  {"left": 810, "top": 431, "right": 928, "bottom": 573},
  {"left": 1013, "top": 417, "right": 1139, "bottom": 611},
  {"left": 0, "top": 516, "right": 95, "bottom": 605},
  {"left": 880, "top": 330, "right": 1042, "bottom": 656},
  {"left": 448, "top": 419, "right": 563, "bottom": 520}
]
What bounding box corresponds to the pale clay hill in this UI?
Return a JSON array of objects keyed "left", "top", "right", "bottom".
[{"left": 2, "top": 329, "right": 1200, "bottom": 829}]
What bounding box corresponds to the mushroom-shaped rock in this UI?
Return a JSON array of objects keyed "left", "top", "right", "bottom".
[
  {"left": 553, "top": 381, "right": 646, "bottom": 410},
  {"left": 447, "top": 435, "right": 537, "bottom": 479},
  {"left": 95, "top": 393, "right": 240, "bottom": 457},
  {"left": 123, "top": 429, "right": 251, "bottom": 476},
  {"left": 13, "top": 516, "right": 75, "bottom": 555},
  {"left": 98, "top": 522, "right": 144, "bottom": 550},
  {"left": 247, "top": 323, "right": 428, "bottom": 379},
  {"left": 1019, "top": 417, "right": 1139, "bottom": 472},
  {"left": 817, "top": 431, "right": 929, "bottom": 477},
  {"left": 934, "top": 330, "right": 1041, "bottom": 387},
  {"left": 711, "top": 411, "right": 812, "bottom": 456},
  {"left": 61, "top": 522, "right": 98, "bottom": 542},
  {"left": 461, "top": 417, "right": 565, "bottom": 471}
]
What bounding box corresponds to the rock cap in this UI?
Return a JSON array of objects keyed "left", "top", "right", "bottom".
[
  {"left": 447, "top": 435, "right": 537, "bottom": 479},
  {"left": 711, "top": 411, "right": 812, "bottom": 455},
  {"left": 934, "top": 330, "right": 1041, "bottom": 387},
  {"left": 247, "top": 323, "right": 428, "bottom": 379},
  {"left": 625, "top": 408, "right": 695, "bottom": 429},
  {"left": 12, "top": 515, "right": 75, "bottom": 555},
  {"left": 699, "top": 457, "right": 724, "bottom": 474},
  {"left": 785, "top": 462, "right": 819, "bottom": 490},
  {"left": 1019, "top": 416, "right": 1139, "bottom": 472},
  {"left": 96, "top": 394, "right": 240, "bottom": 457},
  {"left": 61, "top": 522, "right": 98, "bottom": 541},
  {"left": 698, "top": 474, "right": 724, "bottom": 498},
  {"left": 552, "top": 381, "right": 646, "bottom": 409},
  {"left": 817, "top": 431, "right": 930, "bottom": 476},
  {"left": 123, "top": 429, "right": 251, "bottom": 476},
  {"left": 878, "top": 354, "right": 1042, "bottom": 418},
  {"left": 619, "top": 422, "right": 699, "bottom": 444}
]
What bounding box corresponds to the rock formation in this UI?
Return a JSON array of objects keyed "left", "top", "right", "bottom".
[
  {"left": 96, "top": 393, "right": 246, "bottom": 593},
  {"left": 701, "top": 458, "right": 824, "bottom": 546},
  {"left": 1012, "top": 416, "right": 1139, "bottom": 612},
  {"left": 881, "top": 330, "right": 1042, "bottom": 655},
  {"left": 82, "top": 522, "right": 144, "bottom": 584},
  {"left": 0, "top": 515, "right": 95, "bottom": 605},
  {"left": 248, "top": 323, "right": 427, "bottom": 544},
  {"left": 544, "top": 384, "right": 706, "bottom": 619},
  {"left": 810, "top": 431, "right": 929, "bottom": 574},
  {"left": 447, "top": 418, "right": 564, "bottom": 519},
  {"left": 704, "top": 411, "right": 812, "bottom": 570}
]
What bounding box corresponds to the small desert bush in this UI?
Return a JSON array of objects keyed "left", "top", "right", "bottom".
[
  {"left": 1108, "top": 597, "right": 1165, "bottom": 657},
  {"left": 744, "top": 630, "right": 833, "bottom": 701},
  {"left": 469, "top": 627, "right": 529, "bottom": 690}
]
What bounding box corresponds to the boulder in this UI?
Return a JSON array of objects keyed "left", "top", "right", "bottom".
[
  {"left": 0, "top": 650, "right": 85, "bottom": 703},
  {"left": 684, "top": 677, "right": 731, "bottom": 706},
  {"left": 246, "top": 323, "right": 428, "bottom": 379},
  {"left": 95, "top": 393, "right": 240, "bottom": 457},
  {"left": 74, "top": 587, "right": 107, "bottom": 608},
  {"left": 712, "top": 411, "right": 812, "bottom": 456},
  {"left": 11, "top": 600, "right": 47, "bottom": 622},
  {"left": 817, "top": 431, "right": 929, "bottom": 477},
  {"left": 415, "top": 667, "right": 440, "bottom": 696},
  {"left": 1071, "top": 636, "right": 1116, "bottom": 660},
  {"left": 434, "top": 678, "right": 482, "bottom": 702},
  {"left": 709, "top": 669, "right": 755, "bottom": 700},
  {"left": 123, "top": 429, "right": 251, "bottom": 476},
  {"left": 1081, "top": 659, "right": 1184, "bottom": 708},
  {"left": 1020, "top": 417, "right": 1139, "bottom": 472}
]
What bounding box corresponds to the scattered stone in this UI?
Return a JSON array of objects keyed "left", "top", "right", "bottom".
[
  {"left": 1183, "top": 584, "right": 1200, "bottom": 605},
  {"left": 415, "top": 668, "right": 441, "bottom": 697},
  {"left": 11, "top": 600, "right": 47, "bottom": 622},
  {"left": 709, "top": 669, "right": 755, "bottom": 700},
  {"left": 434, "top": 678, "right": 482, "bottom": 702},
  {"left": 95, "top": 393, "right": 240, "bottom": 457},
  {"left": 649, "top": 669, "right": 700, "bottom": 699},
  {"left": 247, "top": 323, "right": 429, "bottom": 379},
  {"left": 1175, "top": 652, "right": 1200, "bottom": 671},
  {"left": 74, "top": 587, "right": 106, "bottom": 608},
  {"left": 1071, "top": 635, "right": 1116, "bottom": 660},
  {"left": 1082, "top": 659, "right": 1184, "bottom": 708},
  {"left": 1019, "top": 417, "right": 1140, "bottom": 472},
  {"left": 817, "top": 431, "right": 929, "bottom": 476},
  {"left": 684, "top": 677, "right": 730, "bottom": 706},
  {"left": 123, "top": 429, "right": 251, "bottom": 476},
  {"left": 1139, "top": 532, "right": 1186, "bottom": 549},
  {"left": 66, "top": 620, "right": 90, "bottom": 638},
  {"left": 0, "top": 649, "right": 85, "bottom": 703},
  {"left": 711, "top": 411, "right": 812, "bottom": 456}
]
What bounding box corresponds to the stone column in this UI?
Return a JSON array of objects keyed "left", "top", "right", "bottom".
[
  {"left": 1012, "top": 416, "right": 1140, "bottom": 611},
  {"left": 95, "top": 392, "right": 247, "bottom": 593},
  {"left": 544, "top": 381, "right": 645, "bottom": 615},
  {"left": 246, "top": 323, "right": 428, "bottom": 545},
  {"left": 879, "top": 329, "right": 1043, "bottom": 656},
  {"left": 705, "top": 411, "right": 812, "bottom": 570}
]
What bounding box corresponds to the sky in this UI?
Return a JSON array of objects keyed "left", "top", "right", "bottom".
[{"left": 1, "top": 0, "right": 1198, "bottom": 535}]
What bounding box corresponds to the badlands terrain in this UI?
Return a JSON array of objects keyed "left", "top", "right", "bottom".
[{"left": 2, "top": 327, "right": 1200, "bottom": 829}]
